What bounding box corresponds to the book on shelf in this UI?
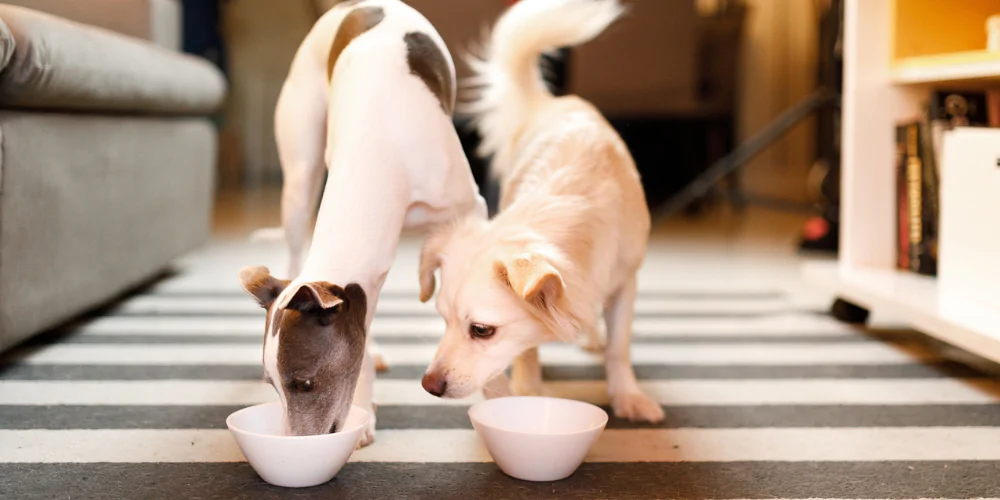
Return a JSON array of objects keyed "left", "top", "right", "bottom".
[
  {"left": 988, "top": 90, "right": 1000, "bottom": 128},
  {"left": 894, "top": 117, "right": 938, "bottom": 277},
  {"left": 893, "top": 90, "right": 995, "bottom": 277},
  {"left": 914, "top": 106, "right": 939, "bottom": 277},
  {"left": 895, "top": 124, "right": 909, "bottom": 271}
]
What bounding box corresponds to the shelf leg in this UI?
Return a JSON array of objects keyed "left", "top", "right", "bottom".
[{"left": 830, "top": 297, "right": 870, "bottom": 324}]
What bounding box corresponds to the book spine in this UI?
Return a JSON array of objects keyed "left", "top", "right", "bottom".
[
  {"left": 895, "top": 125, "right": 909, "bottom": 270},
  {"left": 905, "top": 123, "right": 922, "bottom": 273},
  {"left": 989, "top": 90, "right": 1000, "bottom": 128},
  {"left": 917, "top": 115, "right": 939, "bottom": 276}
]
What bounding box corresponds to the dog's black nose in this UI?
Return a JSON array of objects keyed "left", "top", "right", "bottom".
[{"left": 421, "top": 372, "right": 447, "bottom": 397}]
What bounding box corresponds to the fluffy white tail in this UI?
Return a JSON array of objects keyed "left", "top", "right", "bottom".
[{"left": 464, "top": 0, "right": 624, "bottom": 179}]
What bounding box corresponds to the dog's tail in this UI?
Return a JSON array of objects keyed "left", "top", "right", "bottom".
[{"left": 464, "top": 0, "right": 624, "bottom": 179}]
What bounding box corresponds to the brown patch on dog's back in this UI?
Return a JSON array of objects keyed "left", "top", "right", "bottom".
[
  {"left": 327, "top": 6, "right": 385, "bottom": 80},
  {"left": 404, "top": 32, "right": 454, "bottom": 115}
]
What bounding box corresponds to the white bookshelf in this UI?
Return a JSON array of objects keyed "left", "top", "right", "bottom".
[
  {"left": 891, "top": 51, "right": 1000, "bottom": 85},
  {"left": 804, "top": 263, "right": 1000, "bottom": 364},
  {"left": 805, "top": 0, "right": 1000, "bottom": 364}
]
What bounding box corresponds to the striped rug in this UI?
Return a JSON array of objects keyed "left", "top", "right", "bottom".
[{"left": 2, "top": 253, "right": 1000, "bottom": 498}]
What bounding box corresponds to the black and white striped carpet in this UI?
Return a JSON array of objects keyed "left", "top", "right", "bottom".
[{"left": 2, "top": 250, "right": 1000, "bottom": 498}]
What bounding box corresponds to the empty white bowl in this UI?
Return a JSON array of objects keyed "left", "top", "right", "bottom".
[
  {"left": 226, "top": 402, "right": 371, "bottom": 488},
  {"left": 468, "top": 396, "right": 608, "bottom": 482}
]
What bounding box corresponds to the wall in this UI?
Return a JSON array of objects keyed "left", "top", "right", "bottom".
[
  {"left": 219, "top": 0, "right": 820, "bottom": 203},
  {"left": 571, "top": 0, "right": 698, "bottom": 116},
  {"left": 217, "top": 0, "right": 506, "bottom": 186},
  {"left": 218, "top": 0, "right": 314, "bottom": 186},
  {"left": 734, "top": 0, "right": 820, "bottom": 203}
]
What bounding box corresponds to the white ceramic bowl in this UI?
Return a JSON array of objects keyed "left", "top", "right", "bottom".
[
  {"left": 226, "top": 402, "right": 370, "bottom": 488},
  {"left": 468, "top": 396, "right": 608, "bottom": 482}
]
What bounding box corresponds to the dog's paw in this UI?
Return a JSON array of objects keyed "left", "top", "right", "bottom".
[
  {"left": 357, "top": 426, "right": 375, "bottom": 449},
  {"left": 578, "top": 321, "right": 606, "bottom": 353},
  {"left": 372, "top": 352, "right": 390, "bottom": 372},
  {"left": 611, "top": 392, "right": 665, "bottom": 423},
  {"left": 368, "top": 343, "right": 390, "bottom": 372},
  {"left": 356, "top": 406, "right": 377, "bottom": 449},
  {"left": 580, "top": 337, "right": 606, "bottom": 354}
]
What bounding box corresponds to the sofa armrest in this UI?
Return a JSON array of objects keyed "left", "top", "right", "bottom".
[{"left": 0, "top": 5, "right": 225, "bottom": 115}]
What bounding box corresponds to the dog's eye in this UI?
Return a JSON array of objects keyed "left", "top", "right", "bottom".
[
  {"left": 469, "top": 323, "right": 496, "bottom": 339},
  {"left": 291, "top": 377, "right": 314, "bottom": 392}
]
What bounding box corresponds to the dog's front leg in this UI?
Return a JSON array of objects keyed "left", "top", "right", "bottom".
[
  {"left": 364, "top": 273, "right": 390, "bottom": 372},
  {"left": 366, "top": 338, "right": 390, "bottom": 372},
  {"left": 274, "top": 75, "right": 326, "bottom": 279},
  {"left": 279, "top": 168, "right": 324, "bottom": 278},
  {"left": 580, "top": 314, "right": 607, "bottom": 353},
  {"left": 510, "top": 347, "right": 544, "bottom": 396},
  {"left": 604, "top": 274, "right": 665, "bottom": 423},
  {"left": 353, "top": 349, "right": 377, "bottom": 448}
]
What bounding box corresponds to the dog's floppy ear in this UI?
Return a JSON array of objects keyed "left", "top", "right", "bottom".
[
  {"left": 418, "top": 227, "right": 452, "bottom": 303},
  {"left": 494, "top": 251, "right": 582, "bottom": 342},
  {"left": 278, "top": 282, "right": 345, "bottom": 313},
  {"left": 341, "top": 283, "right": 368, "bottom": 317},
  {"left": 238, "top": 266, "right": 290, "bottom": 309},
  {"left": 418, "top": 250, "right": 440, "bottom": 303},
  {"left": 493, "top": 252, "right": 565, "bottom": 308}
]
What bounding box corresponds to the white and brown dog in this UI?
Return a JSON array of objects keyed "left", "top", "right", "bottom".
[
  {"left": 418, "top": 0, "right": 664, "bottom": 423},
  {"left": 239, "top": 0, "right": 486, "bottom": 445}
]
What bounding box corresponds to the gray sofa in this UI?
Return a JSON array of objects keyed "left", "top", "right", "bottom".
[{"left": 0, "top": 2, "right": 226, "bottom": 351}]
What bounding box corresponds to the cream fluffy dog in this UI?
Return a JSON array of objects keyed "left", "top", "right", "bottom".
[{"left": 417, "top": 0, "right": 663, "bottom": 423}]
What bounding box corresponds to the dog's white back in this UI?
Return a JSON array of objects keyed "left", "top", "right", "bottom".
[{"left": 278, "top": 0, "right": 482, "bottom": 286}]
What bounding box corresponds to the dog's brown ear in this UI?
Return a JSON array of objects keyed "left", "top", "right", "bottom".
[
  {"left": 341, "top": 283, "right": 368, "bottom": 317},
  {"left": 238, "top": 266, "right": 290, "bottom": 309},
  {"left": 279, "top": 282, "right": 345, "bottom": 313},
  {"left": 419, "top": 251, "right": 439, "bottom": 303},
  {"left": 494, "top": 253, "right": 565, "bottom": 308},
  {"left": 418, "top": 227, "right": 452, "bottom": 302}
]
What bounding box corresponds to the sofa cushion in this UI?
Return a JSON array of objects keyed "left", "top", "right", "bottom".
[{"left": 0, "top": 5, "right": 225, "bottom": 115}]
